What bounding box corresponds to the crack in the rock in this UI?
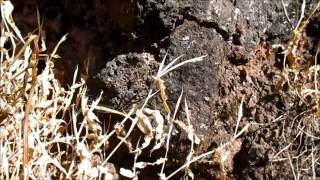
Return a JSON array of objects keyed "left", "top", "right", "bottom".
[{"left": 174, "top": 11, "right": 230, "bottom": 41}]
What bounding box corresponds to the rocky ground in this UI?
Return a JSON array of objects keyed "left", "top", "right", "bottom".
[{"left": 11, "top": 0, "right": 320, "bottom": 179}]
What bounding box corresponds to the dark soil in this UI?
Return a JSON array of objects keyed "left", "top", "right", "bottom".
[{"left": 11, "top": 0, "right": 320, "bottom": 179}]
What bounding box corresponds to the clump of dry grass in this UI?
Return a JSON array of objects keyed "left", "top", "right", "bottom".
[
  {"left": 272, "top": 1, "right": 320, "bottom": 178},
  {"left": 0, "top": 1, "right": 252, "bottom": 179}
]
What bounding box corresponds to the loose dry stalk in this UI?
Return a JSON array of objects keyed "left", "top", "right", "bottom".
[{"left": 23, "top": 35, "right": 39, "bottom": 177}]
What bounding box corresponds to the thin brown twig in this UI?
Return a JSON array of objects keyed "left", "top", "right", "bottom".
[{"left": 23, "top": 35, "right": 39, "bottom": 178}]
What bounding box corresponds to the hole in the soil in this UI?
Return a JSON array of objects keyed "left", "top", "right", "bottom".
[
  {"left": 232, "top": 34, "right": 242, "bottom": 46},
  {"left": 127, "top": 82, "right": 133, "bottom": 90},
  {"left": 306, "top": 14, "right": 320, "bottom": 57},
  {"left": 273, "top": 47, "right": 285, "bottom": 69},
  {"left": 233, "top": 139, "right": 250, "bottom": 174},
  {"left": 275, "top": 100, "right": 285, "bottom": 110},
  {"left": 306, "top": 15, "right": 320, "bottom": 39},
  {"left": 239, "top": 69, "right": 247, "bottom": 82},
  {"left": 207, "top": 142, "right": 218, "bottom": 150},
  {"left": 228, "top": 56, "right": 248, "bottom": 66}
]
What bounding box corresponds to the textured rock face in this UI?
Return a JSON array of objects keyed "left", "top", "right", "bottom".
[
  {"left": 96, "top": 53, "right": 159, "bottom": 110},
  {"left": 94, "top": 1, "right": 319, "bottom": 178}
]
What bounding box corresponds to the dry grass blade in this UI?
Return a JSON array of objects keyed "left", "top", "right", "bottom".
[
  {"left": 49, "top": 34, "right": 67, "bottom": 61},
  {"left": 281, "top": 0, "right": 293, "bottom": 28},
  {"left": 182, "top": 98, "right": 196, "bottom": 179},
  {"left": 23, "top": 35, "right": 39, "bottom": 178},
  {"left": 159, "top": 55, "right": 206, "bottom": 77},
  {"left": 234, "top": 96, "right": 244, "bottom": 137},
  {"left": 315, "top": 46, "right": 320, "bottom": 116},
  {"left": 160, "top": 90, "right": 183, "bottom": 176}
]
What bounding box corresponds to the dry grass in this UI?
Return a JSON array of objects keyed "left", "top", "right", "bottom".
[{"left": 272, "top": 1, "right": 320, "bottom": 178}]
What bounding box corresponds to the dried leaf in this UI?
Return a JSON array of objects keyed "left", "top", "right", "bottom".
[
  {"left": 136, "top": 109, "right": 153, "bottom": 149},
  {"left": 135, "top": 158, "right": 166, "bottom": 169},
  {"left": 78, "top": 158, "right": 92, "bottom": 176},
  {"left": 1, "top": 1, "right": 24, "bottom": 42},
  {"left": 175, "top": 120, "right": 200, "bottom": 144},
  {"left": 186, "top": 168, "right": 194, "bottom": 179},
  {"left": 144, "top": 108, "right": 165, "bottom": 152},
  {"left": 119, "top": 168, "right": 135, "bottom": 178},
  {"left": 86, "top": 111, "right": 102, "bottom": 133}
]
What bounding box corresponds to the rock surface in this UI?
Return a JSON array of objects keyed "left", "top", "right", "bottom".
[{"left": 97, "top": 53, "right": 158, "bottom": 110}]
